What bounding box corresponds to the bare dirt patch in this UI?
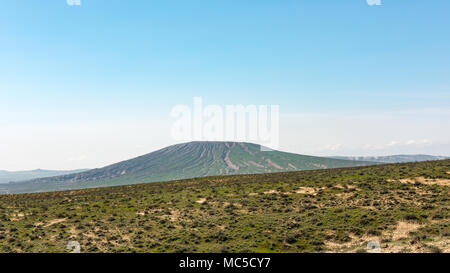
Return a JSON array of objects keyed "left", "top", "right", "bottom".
[
  {"left": 391, "top": 221, "right": 422, "bottom": 240},
  {"left": 398, "top": 177, "right": 450, "bottom": 186},
  {"left": 224, "top": 150, "right": 239, "bottom": 170},
  {"left": 248, "top": 161, "right": 264, "bottom": 168},
  {"left": 266, "top": 159, "right": 283, "bottom": 170},
  {"left": 260, "top": 187, "right": 324, "bottom": 196},
  {"left": 336, "top": 192, "right": 355, "bottom": 199},
  {"left": 196, "top": 198, "right": 207, "bottom": 204},
  {"left": 44, "top": 218, "right": 67, "bottom": 227},
  {"left": 324, "top": 221, "right": 426, "bottom": 253},
  {"left": 169, "top": 209, "right": 181, "bottom": 222},
  {"left": 9, "top": 212, "right": 25, "bottom": 221},
  {"left": 324, "top": 233, "right": 380, "bottom": 252},
  {"left": 295, "top": 187, "right": 323, "bottom": 195}
]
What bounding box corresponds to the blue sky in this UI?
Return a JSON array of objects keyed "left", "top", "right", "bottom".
[{"left": 1, "top": 0, "right": 449, "bottom": 170}]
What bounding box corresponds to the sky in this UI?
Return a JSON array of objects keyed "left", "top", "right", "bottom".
[{"left": 1, "top": 0, "right": 449, "bottom": 170}]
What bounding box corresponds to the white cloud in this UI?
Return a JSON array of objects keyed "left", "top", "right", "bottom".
[
  {"left": 405, "top": 139, "right": 432, "bottom": 146},
  {"left": 318, "top": 144, "right": 343, "bottom": 152},
  {"left": 387, "top": 141, "right": 400, "bottom": 146}
]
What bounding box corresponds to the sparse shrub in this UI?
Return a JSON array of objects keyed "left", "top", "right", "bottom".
[{"left": 403, "top": 214, "right": 418, "bottom": 220}]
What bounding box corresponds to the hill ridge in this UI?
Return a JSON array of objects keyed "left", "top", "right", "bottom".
[{"left": 1, "top": 141, "right": 375, "bottom": 194}]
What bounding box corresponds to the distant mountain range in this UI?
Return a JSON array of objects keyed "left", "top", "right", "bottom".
[
  {"left": 329, "top": 154, "right": 449, "bottom": 163},
  {"left": 0, "top": 169, "right": 89, "bottom": 184},
  {"left": 0, "top": 141, "right": 374, "bottom": 194}
]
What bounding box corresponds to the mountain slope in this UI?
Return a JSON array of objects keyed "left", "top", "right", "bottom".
[
  {"left": 1, "top": 141, "right": 375, "bottom": 194},
  {"left": 0, "top": 169, "right": 89, "bottom": 184},
  {"left": 330, "top": 155, "right": 448, "bottom": 164}
]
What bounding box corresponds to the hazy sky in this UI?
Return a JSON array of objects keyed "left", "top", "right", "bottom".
[{"left": 1, "top": 0, "right": 449, "bottom": 170}]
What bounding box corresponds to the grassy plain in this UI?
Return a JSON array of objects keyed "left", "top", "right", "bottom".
[{"left": 0, "top": 160, "right": 448, "bottom": 253}]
